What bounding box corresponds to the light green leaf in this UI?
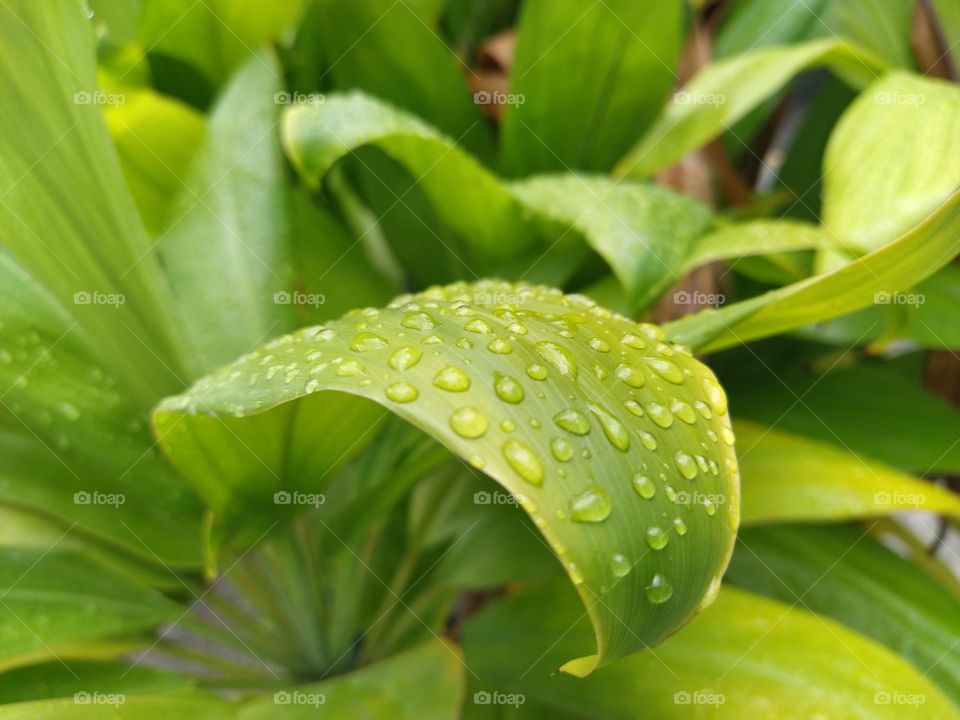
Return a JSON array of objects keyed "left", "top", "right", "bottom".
[
  {"left": 663, "top": 189, "right": 960, "bottom": 352},
  {"left": 822, "top": 72, "right": 960, "bottom": 254},
  {"left": 155, "top": 281, "right": 740, "bottom": 674},
  {"left": 728, "top": 524, "right": 960, "bottom": 704},
  {"left": 105, "top": 88, "right": 206, "bottom": 234},
  {"left": 0, "top": 0, "right": 187, "bottom": 400},
  {"left": 499, "top": 0, "right": 682, "bottom": 175},
  {"left": 0, "top": 547, "right": 179, "bottom": 673},
  {"left": 734, "top": 420, "right": 960, "bottom": 524},
  {"left": 463, "top": 580, "right": 960, "bottom": 719},
  {"left": 616, "top": 39, "right": 887, "bottom": 179},
  {"left": 238, "top": 640, "right": 464, "bottom": 719},
  {"left": 681, "top": 219, "right": 833, "bottom": 272}
]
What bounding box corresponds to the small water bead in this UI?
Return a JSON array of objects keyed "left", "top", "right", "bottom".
[
  {"left": 646, "top": 526, "right": 669, "bottom": 550},
  {"left": 551, "top": 437, "right": 574, "bottom": 462},
  {"left": 569, "top": 483, "right": 612, "bottom": 523},
  {"left": 453, "top": 304, "right": 476, "bottom": 317},
  {"left": 707, "top": 429, "right": 719, "bottom": 443},
  {"left": 645, "top": 402, "right": 673, "bottom": 429},
  {"left": 694, "top": 454, "right": 710, "bottom": 473},
  {"left": 670, "top": 399, "right": 697, "bottom": 424},
  {"left": 422, "top": 335, "right": 443, "bottom": 345},
  {"left": 694, "top": 400, "right": 712, "bottom": 419},
  {"left": 534, "top": 341, "right": 578, "bottom": 380},
  {"left": 673, "top": 517, "right": 688, "bottom": 535},
  {"left": 720, "top": 426, "right": 736, "bottom": 445},
  {"left": 385, "top": 381, "right": 419, "bottom": 403},
  {"left": 593, "top": 365, "right": 607, "bottom": 380},
  {"left": 674, "top": 451, "right": 698, "bottom": 480},
  {"left": 450, "top": 406, "right": 487, "bottom": 437},
  {"left": 469, "top": 454, "right": 486, "bottom": 469},
  {"left": 494, "top": 372, "right": 525, "bottom": 404},
  {"left": 456, "top": 337, "right": 473, "bottom": 350},
  {"left": 611, "top": 553, "right": 632, "bottom": 578},
  {"left": 637, "top": 323, "right": 664, "bottom": 342},
  {"left": 465, "top": 319, "right": 493, "bottom": 334},
  {"left": 530, "top": 418, "right": 542, "bottom": 429},
  {"left": 57, "top": 402, "right": 80, "bottom": 421},
  {"left": 638, "top": 431, "right": 658, "bottom": 450},
  {"left": 337, "top": 360, "right": 366, "bottom": 377},
  {"left": 349, "top": 332, "right": 388, "bottom": 352},
  {"left": 615, "top": 364, "right": 645, "bottom": 388},
  {"left": 588, "top": 403, "right": 630, "bottom": 452},
  {"left": 526, "top": 363, "right": 548, "bottom": 381},
  {"left": 314, "top": 328, "right": 336, "bottom": 342},
  {"left": 702, "top": 496, "right": 718, "bottom": 516},
  {"left": 708, "top": 460, "right": 719, "bottom": 475},
  {"left": 589, "top": 337, "right": 610, "bottom": 353},
  {"left": 567, "top": 562, "right": 585, "bottom": 585},
  {"left": 701, "top": 377, "right": 728, "bottom": 415},
  {"left": 664, "top": 485, "right": 678, "bottom": 503},
  {"left": 306, "top": 350, "right": 323, "bottom": 362},
  {"left": 654, "top": 342, "right": 675, "bottom": 357},
  {"left": 632, "top": 474, "right": 656, "bottom": 499},
  {"left": 620, "top": 333, "right": 646, "bottom": 349},
  {"left": 624, "top": 400, "right": 644, "bottom": 417},
  {"left": 500, "top": 419, "right": 516, "bottom": 432},
  {"left": 554, "top": 408, "right": 591, "bottom": 435},
  {"left": 266, "top": 365, "right": 282, "bottom": 380},
  {"left": 433, "top": 366, "right": 470, "bottom": 392},
  {"left": 645, "top": 574, "right": 673, "bottom": 604},
  {"left": 507, "top": 322, "right": 528, "bottom": 335},
  {"left": 388, "top": 346, "right": 422, "bottom": 370},
  {"left": 502, "top": 439, "right": 543, "bottom": 486},
  {"left": 305, "top": 379, "right": 321, "bottom": 394},
  {"left": 487, "top": 337, "right": 513, "bottom": 355},
  {"left": 642, "top": 357, "right": 685, "bottom": 384}
]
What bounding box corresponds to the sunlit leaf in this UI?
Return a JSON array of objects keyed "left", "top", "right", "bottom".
[{"left": 155, "top": 281, "right": 740, "bottom": 673}]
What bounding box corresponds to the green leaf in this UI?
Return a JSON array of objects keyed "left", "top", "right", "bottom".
[
  {"left": 664, "top": 188, "right": 960, "bottom": 352},
  {"left": 462, "top": 579, "right": 960, "bottom": 719},
  {"left": 616, "top": 39, "right": 887, "bottom": 179},
  {"left": 734, "top": 420, "right": 960, "bottom": 524},
  {"left": 499, "top": 0, "right": 682, "bottom": 176},
  {"left": 105, "top": 88, "right": 206, "bottom": 234},
  {"left": 0, "top": 547, "right": 178, "bottom": 673},
  {"left": 315, "top": 0, "right": 491, "bottom": 158},
  {"left": 237, "top": 640, "right": 464, "bottom": 719},
  {"left": 680, "top": 219, "right": 833, "bottom": 272},
  {"left": 822, "top": 72, "right": 960, "bottom": 254},
  {"left": 0, "top": 696, "right": 229, "bottom": 720},
  {"left": 0, "top": 0, "right": 188, "bottom": 400},
  {"left": 727, "top": 523, "right": 960, "bottom": 704},
  {"left": 154, "top": 281, "right": 740, "bottom": 674}
]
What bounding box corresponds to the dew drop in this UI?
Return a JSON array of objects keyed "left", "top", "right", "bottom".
[
  {"left": 337, "top": 360, "right": 365, "bottom": 377},
  {"left": 554, "top": 408, "right": 590, "bottom": 436},
  {"left": 401, "top": 311, "right": 438, "bottom": 331},
  {"left": 304, "top": 379, "right": 321, "bottom": 394},
  {"left": 422, "top": 335, "right": 443, "bottom": 345},
  {"left": 384, "top": 381, "right": 418, "bottom": 403},
  {"left": 502, "top": 440, "right": 543, "bottom": 486},
  {"left": 493, "top": 372, "right": 524, "bottom": 404},
  {"left": 701, "top": 377, "right": 728, "bottom": 415},
  {"left": 569, "top": 483, "right": 612, "bottom": 523},
  {"left": 534, "top": 341, "right": 578, "bottom": 380},
  {"left": 589, "top": 337, "right": 610, "bottom": 353},
  {"left": 646, "top": 526, "right": 668, "bottom": 550},
  {"left": 450, "top": 406, "right": 488, "bottom": 437},
  {"left": 508, "top": 322, "right": 528, "bottom": 335},
  {"left": 526, "top": 363, "right": 548, "bottom": 381},
  {"left": 456, "top": 337, "right": 473, "bottom": 350},
  {"left": 611, "top": 553, "right": 631, "bottom": 578},
  {"left": 465, "top": 319, "right": 493, "bottom": 334},
  {"left": 673, "top": 517, "right": 688, "bottom": 535},
  {"left": 674, "top": 451, "right": 698, "bottom": 480},
  {"left": 694, "top": 400, "right": 712, "bottom": 419},
  {"left": 638, "top": 431, "right": 657, "bottom": 450},
  {"left": 670, "top": 399, "right": 696, "bottom": 424},
  {"left": 645, "top": 574, "right": 673, "bottom": 604},
  {"left": 551, "top": 437, "right": 574, "bottom": 462},
  {"left": 57, "top": 402, "right": 80, "bottom": 421},
  {"left": 620, "top": 333, "right": 646, "bottom": 349},
  {"left": 487, "top": 337, "right": 512, "bottom": 354},
  {"left": 642, "top": 357, "right": 684, "bottom": 384},
  {"left": 588, "top": 403, "right": 630, "bottom": 452},
  {"left": 615, "top": 364, "right": 645, "bottom": 388},
  {"left": 349, "top": 332, "right": 388, "bottom": 352},
  {"left": 388, "top": 345, "right": 422, "bottom": 370},
  {"left": 624, "top": 400, "right": 644, "bottom": 417},
  {"left": 593, "top": 364, "right": 607, "bottom": 380},
  {"left": 720, "top": 426, "right": 736, "bottom": 445},
  {"left": 645, "top": 402, "right": 673, "bottom": 428},
  {"left": 500, "top": 419, "right": 516, "bottom": 432},
  {"left": 632, "top": 474, "right": 656, "bottom": 499},
  {"left": 433, "top": 366, "right": 470, "bottom": 392}
]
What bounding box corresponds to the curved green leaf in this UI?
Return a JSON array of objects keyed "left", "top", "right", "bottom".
[
  {"left": 728, "top": 524, "right": 960, "bottom": 703},
  {"left": 823, "top": 72, "right": 960, "bottom": 254},
  {"left": 664, "top": 188, "right": 960, "bottom": 352},
  {"left": 154, "top": 281, "right": 740, "bottom": 673},
  {"left": 463, "top": 580, "right": 960, "bottom": 719},
  {"left": 735, "top": 420, "right": 960, "bottom": 524},
  {"left": 681, "top": 219, "right": 833, "bottom": 272},
  {"left": 616, "top": 39, "right": 887, "bottom": 179}
]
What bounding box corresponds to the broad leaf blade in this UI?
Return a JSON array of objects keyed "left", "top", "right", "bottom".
[{"left": 155, "top": 281, "right": 740, "bottom": 673}]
